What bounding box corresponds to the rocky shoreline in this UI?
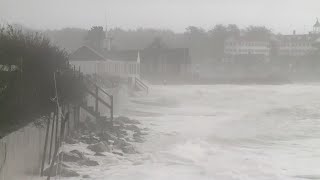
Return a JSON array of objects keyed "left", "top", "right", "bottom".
[{"left": 43, "top": 116, "right": 147, "bottom": 178}]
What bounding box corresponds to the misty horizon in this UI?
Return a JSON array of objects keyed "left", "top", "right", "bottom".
[{"left": 1, "top": 0, "right": 320, "bottom": 34}]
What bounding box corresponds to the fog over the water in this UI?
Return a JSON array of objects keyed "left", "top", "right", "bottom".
[{"left": 0, "top": 0, "right": 319, "bottom": 33}]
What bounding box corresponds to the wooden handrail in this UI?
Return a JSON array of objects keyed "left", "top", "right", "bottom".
[
  {"left": 135, "top": 77, "right": 149, "bottom": 93},
  {"left": 83, "top": 75, "right": 113, "bottom": 99},
  {"left": 83, "top": 86, "right": 112, "bottom": 109},
  {"left": 69, "top": 66, "right": 113, "bottom": 122}
]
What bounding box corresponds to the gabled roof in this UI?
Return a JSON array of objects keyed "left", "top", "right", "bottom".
[{"left": 70, "top": 46, "right": 105, "bottom": 61}]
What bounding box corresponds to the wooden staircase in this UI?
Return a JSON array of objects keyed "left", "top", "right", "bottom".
[{"left": 80, "top": 74, "right": 114, "bottom": 126}]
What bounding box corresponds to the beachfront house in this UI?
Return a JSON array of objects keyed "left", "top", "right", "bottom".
[{"left": 69, "top": 46, "right": 140, "bottom": 81}]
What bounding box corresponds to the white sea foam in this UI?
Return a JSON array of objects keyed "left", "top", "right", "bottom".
[{"left": 62, "top": 84, "right": 320, "bottom": 180}]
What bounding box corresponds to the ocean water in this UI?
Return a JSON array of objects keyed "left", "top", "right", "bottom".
[{"left": 65, "top": 85, "right": 320, "bottom": 180}]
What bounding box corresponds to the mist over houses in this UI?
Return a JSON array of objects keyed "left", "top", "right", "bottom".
[
  {"left": 56, "top": 18, "right": 320, "bottom": 84},
  {"left": 224, "top": 19, "right": 320, "bottom": 58},
  {"left": 70, "top": 26, "right": 192, "bottom": 85}
]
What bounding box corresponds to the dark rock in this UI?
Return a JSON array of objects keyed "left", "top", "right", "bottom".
[
  {"left": 114, "top": 138, "right": 131, "bottom": 149},
  {"left": 122, "top": 145, "right": 136, "bottom": 154},
  {"left": 43, "top": 164, "right": 80, "bottom": 177},
  {"left": 65, "top": 136, "right": 79, "bottom": 144},
  {"left": 112, "top": 151, "right": 124, "bottom": 156},
  {"left": 80, "top": 134, "right": 100, "bottom": 144},
  {"left": 78, "top": 118, "right": 97, "bottom": 132},
  {"left": 83, "top": 175, "right": 91, "bottom": 178},
  {"left": 133, "top": 136, "right": 144, "bottom": 143},
  {"left": 70, "top": 150, "right": 85, "bottom": 159},
  {"left": 98, "top": 132, "right": 117, "bottom": 142},
  {"left": 114, "top": 120, "right": 125, "bottom": 127},
  {"left": 116, "top": 116, "right": 140, "bottom": 124},
  {"left": 125, "top": 124, "right": 140, "bottom": 132},
  {"left": 94, "top": 152, "right": 106, "bottom": 156},
  {"left": 78, "top": 159, "right": 99, "bottom": 166},
  {"left": 59, "top": 152, "right": 82, "bottom": 162},
  {"left": 88, "top": 142, "right": 111, "bottom": 153},
  {"left": 119, "top": 130, "right": 128, "bottom": 136}
]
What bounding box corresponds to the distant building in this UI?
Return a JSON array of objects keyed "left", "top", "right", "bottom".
[
  {"left": 277, "top": 33, "right": 316, "bottom": 56},
  {"left": 224, "top": 19, "right": 320, "bottom": 58},
  {"left": 101, "top": 47, "right": 192, "bottom": 81},
  {"left": 76, "top": 24, "right": 192, "bottom": 82},
  {"left": 140, "top": 47, "right": 191, "bottom": 81},
  {"left": 224, "top": 37, "right": 270, "bottom": 56}
]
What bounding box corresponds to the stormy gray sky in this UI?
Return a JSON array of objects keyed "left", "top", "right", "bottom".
[{"left": 0, "top": 0, "right": 319, "bottom": 34}]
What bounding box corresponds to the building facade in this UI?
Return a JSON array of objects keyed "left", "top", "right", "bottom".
[
  {"left": 277, "top": 34, "right": 316, "bottom": 56},
  {"left": 224, "top": 37, "right": 270, "bottom": 56},
  {"left": 224, "top": 19, "right": 320, "bottom": 58}
]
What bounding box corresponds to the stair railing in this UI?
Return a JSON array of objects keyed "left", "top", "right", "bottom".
[
  {"left": 83, "top": 75, "right": 114, "bottom": 123},
  {"left": 135, "top": 77, "right": 149, "bottom": 94}
]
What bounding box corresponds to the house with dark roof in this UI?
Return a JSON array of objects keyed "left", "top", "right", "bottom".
[
  {"left": 140, "top": 47, "right": 191, "bottom": 81},
  {"left": 101, "top": 48, "right": 191, "bottom": 82}
]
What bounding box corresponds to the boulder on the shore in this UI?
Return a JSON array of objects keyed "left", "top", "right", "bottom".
[
  {"left": 80, "top": 134, "right": 100, "bottom": 144},
  {"left": 133, "top": 133, "right": 144, "bottom": 143},
  {"left": 125, "top": 124, "right": 140, "bottom": 132},
  {"left": 65, "top": 136, "right": 79, "bottom": 144},
  {"left": 114, "top": 138, "right": 131, "bottom": 149},
  {"left": 98, "top": 131, "right": 117, "bottom": 142},
  {"left": 112, "top": 151, "right": 124, "bottom": 156},
  {"left": 83, "top": 175, "right": 91, "bottom": 178},
  {"left": 79, "top": 118, "right": 97, "bottom": 132},
  {"left": 88, "top": 142, "right": 111, "bottom": 153},
  {"left": 122, "top": 145, "right": 136, "bottom": 154},
  {"left": 59, "top": 152, "right": 82, "bottom": 162},
  {"left": 78, "top": 159, "right": 99, "bottom": 166},
  {"left": 43, "top": 164, "right": 80, "bottom": 177},
  {"left": 70, "top": 150, "right": 85, "bottom": 159},
  {"left": 116, "top": 116, "right": 140, "bottom": 125},
  {"left": 94, "top": 152, "right": 106, "bottom": 156}
]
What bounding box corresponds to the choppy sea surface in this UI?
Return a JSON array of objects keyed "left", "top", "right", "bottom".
[{"left": 66, "top": 85, "right": 320, "bottom": 180}]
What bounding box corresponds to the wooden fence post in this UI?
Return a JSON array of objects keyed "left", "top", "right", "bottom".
[
  {"left": 95, "top": 85, "right": 99, "bottom": 114},
  {"left": 48, "top": 113, "right": 55, "bottom": 164},
  {"left": 111, "top": 95, "right": 114, "bottom": 125},
  {"left": 40, "top": 114, "right": 51, "bottom": 176}
]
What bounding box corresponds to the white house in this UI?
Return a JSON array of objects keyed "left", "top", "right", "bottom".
[{"left": 69, "top": 46, "right": 140, "bottom": 79}]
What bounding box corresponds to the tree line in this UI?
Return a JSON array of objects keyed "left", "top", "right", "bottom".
[{"left": 44, "top": 24, "right": 272, "bottom": 62}]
